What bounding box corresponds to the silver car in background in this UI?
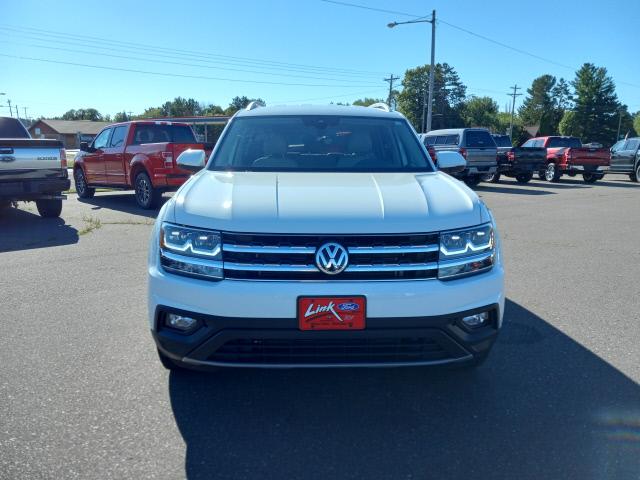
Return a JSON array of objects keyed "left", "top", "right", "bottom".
[{"left": 421, "top": 128, "right": 498, "bottom": 187}]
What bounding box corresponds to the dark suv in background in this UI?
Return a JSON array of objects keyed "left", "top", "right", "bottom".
[
  {"left": 421, "top": 128, "right": 497, "bottom": 187},
  {"left": 609, "top": 137, "right": 640, "bottom": 182},
  {"left": 484, "top": 134, "right": 546, "bottom": 184}
]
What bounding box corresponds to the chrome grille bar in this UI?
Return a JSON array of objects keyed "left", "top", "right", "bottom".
[
  {"left": 223, "top": 244, "right": 316, "bottom": 254},
  {"left": 348, "top": 245, "right": 438, "bottom": 254}
]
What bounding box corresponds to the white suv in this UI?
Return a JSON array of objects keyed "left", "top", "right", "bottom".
[{"left": 148, "top": 104, "right": 504, "bottom": 370}]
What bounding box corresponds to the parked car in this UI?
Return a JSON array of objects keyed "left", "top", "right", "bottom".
[
  {"left": 417, "top": 133, "right": 439, "bottom": 166},
  {"left": 524, "top": 136, "right": 610, "bottom": 183},
  {"left": 483, "top": 134, "right": 546, "bottom": 184},
  {"left": 609, "top": 137, "right": 640, "bottom": 182},
  {"left": 422, "top": 128, "right": 498, "bottom": 187},
  {"left": 148, "top": 104, "right": 505, "bottom": 372},
  {"left": 0, "top": 117, "right": 69, "bottom": 217},
  {"left": 73, "top": 121, "right": 211, "bottom": 209}
]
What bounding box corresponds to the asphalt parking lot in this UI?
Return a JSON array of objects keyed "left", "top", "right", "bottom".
[{"left": 1, "top": 176, "right": 640, "bottom": 480}]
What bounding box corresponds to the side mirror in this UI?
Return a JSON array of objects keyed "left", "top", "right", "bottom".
[
  {"left": 80, "top": 142, "right": 89, "bottom": 152},
  {"left": 177, "top": 149, "right": 206, "bottom": 172},
  {"left": 436, "top": 151, "right": 466, "bottom": 174}
]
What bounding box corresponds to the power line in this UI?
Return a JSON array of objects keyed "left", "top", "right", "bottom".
[
  {"left": 0, "top": 38, "right": 383, "bottom": 84},
  {"left": 320, "top": 0, "right": 640, "bottom": 89},
  {"left": 0, "top": 53, "right": 384, "bottom": 88},
  {"left": 0, "top": 24, "right": 389, "bottom": 77},
  {"left": 273, "top": 88, "right": 386, "bottom": 104}
]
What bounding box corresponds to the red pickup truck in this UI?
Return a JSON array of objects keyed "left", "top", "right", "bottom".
[
  {"left": 523, "top": 136, "right": 610, "bottom": 184},
  {"left": 73, "top": 121, "right": 210, "bottom": 208}
]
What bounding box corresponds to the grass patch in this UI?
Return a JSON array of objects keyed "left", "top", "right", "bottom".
[{"left": 78, "top": 215, "right": 102, "bottom": 235}]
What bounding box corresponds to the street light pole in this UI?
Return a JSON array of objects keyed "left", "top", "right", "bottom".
[{"left": 388, "top": 10, "right": 436, "bottom": 133}]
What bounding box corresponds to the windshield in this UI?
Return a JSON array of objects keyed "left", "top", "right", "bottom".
[
  {"left": 209, "top": 115, "right": 434, "bottom": 172},
  {"left": 547, "top": 137, "right": 582, "bottom": 148},
  {"left": 493, "top": 135, "right": 512, "bottom": 147}
]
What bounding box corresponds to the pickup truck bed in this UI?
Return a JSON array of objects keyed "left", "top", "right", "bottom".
[
  {"left": 525, "top": 136, "right": 610, "bottom": 184},
  {"left": 0, "top": 118, "right": 69, "bottom": 217}
]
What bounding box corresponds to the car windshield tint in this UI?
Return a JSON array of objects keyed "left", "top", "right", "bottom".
[
  {"left": 132, "top": 125, "right": 195, "bottom": 144},
  {"left": 547, "top": 137, "right": 582, "bottom": 148},
  {"left": 210, "top": 116, "right": 435, "bottom": 172},
  {"left": 466, "top": 130, "right": 495, "bottom": 147},
  {"left": 493, "top": 136, "right": 512, "bottom": 147}
]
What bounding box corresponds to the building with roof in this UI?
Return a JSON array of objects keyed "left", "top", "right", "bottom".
[{"left": 28, "top": 119, "right": 111, "bottom": 148}]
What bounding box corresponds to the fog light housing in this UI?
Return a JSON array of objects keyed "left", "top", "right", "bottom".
[
  {"left": 165, "top": 313, "right": 199, "bottom": 333},
  {"left": 460, "top": 311, "right": 490, "bottom": 329}
]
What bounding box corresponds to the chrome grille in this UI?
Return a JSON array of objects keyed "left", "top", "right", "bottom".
[{"left": 221, "top": 233, "right": 439, "bottom": 280}]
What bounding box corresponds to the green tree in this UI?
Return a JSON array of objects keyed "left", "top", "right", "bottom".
[
  {"left": 225, "top": 96, "right": 265, "bottom": 115},
  {"left": 60, "top": 108, "right": 103, "bottom": 121},
  {"left": 397, "top": 63, "right": 466, "bottom": 131},
  {"left": 558, "top": 110, "right": 580, "bottom": 137},
  {"left": 634, "top": 113, "right": 640, "bottom": 138},
  {"left": 615, "top": 107, "right": 637, "bottom": 140},
  {"left": 570, "top": 63, "right": 620, "bottom": 145},
  {"left": 519, "top": 75, "right": 560, "bottom": 135},
  {"left": 113, "top": 111, "right": 128, "bottom": 122},
  {"left": 352, "top": 97, "right": 384, "bottom": 107},
  {"left": 460, "top": 96, "right": 499, "bottom": 130}
]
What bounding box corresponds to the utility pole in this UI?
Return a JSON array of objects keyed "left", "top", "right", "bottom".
[
  {"left": 426, "top": 9, "right": 436, "bottom": 132},
  {"left": 127, "top": 111, "right": 133, "bottom": 120},
  {"left": 616, "top": 109, "right": 622, "bottom": 140},
  {"left": 387, "top": 9, "right": 436, "bottom": 132},
  {"left": 507, "top": 85, "right": 522, "bottom": 139},
  {"left": 383, "top": 74, "right": 399, "bottom": 109},
  {"left": 7, "top": 99, "right": 12, "bottom": 117},
  {"left": 15, "top": 104, "right": 19, "bottom": 120},
  {"left": 23, "top": 107, "right": 28, "bottom": 119}
]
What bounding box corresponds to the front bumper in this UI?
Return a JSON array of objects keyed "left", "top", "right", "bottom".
[
  {"left": 149, "top": 261, "right": 505, "bottom": 368},
  {"left": 153, "top": 304, "right": 500, "bottom": 368}
]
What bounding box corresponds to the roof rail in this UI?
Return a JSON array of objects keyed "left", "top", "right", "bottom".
[
  {"left": 245, "top": 100, "right": 266, "bottom": 111},
  {"left": 368, "top": 102, "right": 390, "bottom": 112}
]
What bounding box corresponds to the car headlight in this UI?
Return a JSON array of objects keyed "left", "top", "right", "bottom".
[
  {"left": 438, "top": 223, "right": 495, "bottom": 280},
  {"left": 159, "top": 222, "right": 223, "bottom": 280}
]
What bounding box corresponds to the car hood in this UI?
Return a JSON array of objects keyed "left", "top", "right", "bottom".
[{"left": 170, "top": 171, "right": 485, "bottom": 234}]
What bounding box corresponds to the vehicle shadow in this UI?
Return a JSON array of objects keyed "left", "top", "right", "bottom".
[
  {"left": 77, "top": 192, "right": 169, "bottom": 219},
  {"left": 475, "top": 184, "right": 555, "bottom": 195},
  {"left": 0, "top": 206, "right": 79, "bottom": 253},
  {"left": 168, "top": 299, "right": 640, "bottom": 480}
]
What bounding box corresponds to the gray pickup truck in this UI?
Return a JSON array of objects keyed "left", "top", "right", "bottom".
[
  {"left": 421, "top": 128, "right": 498, "bottom": 187},
  {"left": 0, "top": 117, "right": 69, "bottom": 217}
]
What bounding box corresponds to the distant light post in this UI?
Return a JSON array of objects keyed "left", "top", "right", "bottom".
[{"left": 388, "top": 10, "right": 436, "bottom": 133}]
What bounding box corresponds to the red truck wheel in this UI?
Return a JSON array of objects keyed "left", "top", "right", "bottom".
[
  {"left": 74, "top": 168, "right": 95, "bottom": 199},
  {"left": 134, "top": 172, "right": 162, "bottom": 209}
]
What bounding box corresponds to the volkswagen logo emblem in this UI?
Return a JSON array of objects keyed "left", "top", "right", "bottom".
[{"left": 315, "top": 242, "right": 349, "bottom": 275}]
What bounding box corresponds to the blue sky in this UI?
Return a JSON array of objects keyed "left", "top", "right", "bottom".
[{"left": 2, "top": 0, "right": 639, "bottom": 119}]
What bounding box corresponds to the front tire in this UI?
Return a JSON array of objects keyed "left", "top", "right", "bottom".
[
  {"left": 134, "top": 172, "right": 162, "bottom": 209},
  {"left": 515, "top": 172, "right": 533, "bottom": 184},
  {"left": 544, "top": 163, "right": 561, "bottom": 182},
  {"left": 74, "top": 168, "right": 95, "bottom": 199},
  {"left": 631, "top": 164, "right": 639, "bottom": 182},
  {"left": 36, "top": 198, "right": 63, "bottom": 218}
]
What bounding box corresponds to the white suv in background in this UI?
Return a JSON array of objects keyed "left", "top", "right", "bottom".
[{"left": 148, "top": 104, "right": 505, "bottom": 370}]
